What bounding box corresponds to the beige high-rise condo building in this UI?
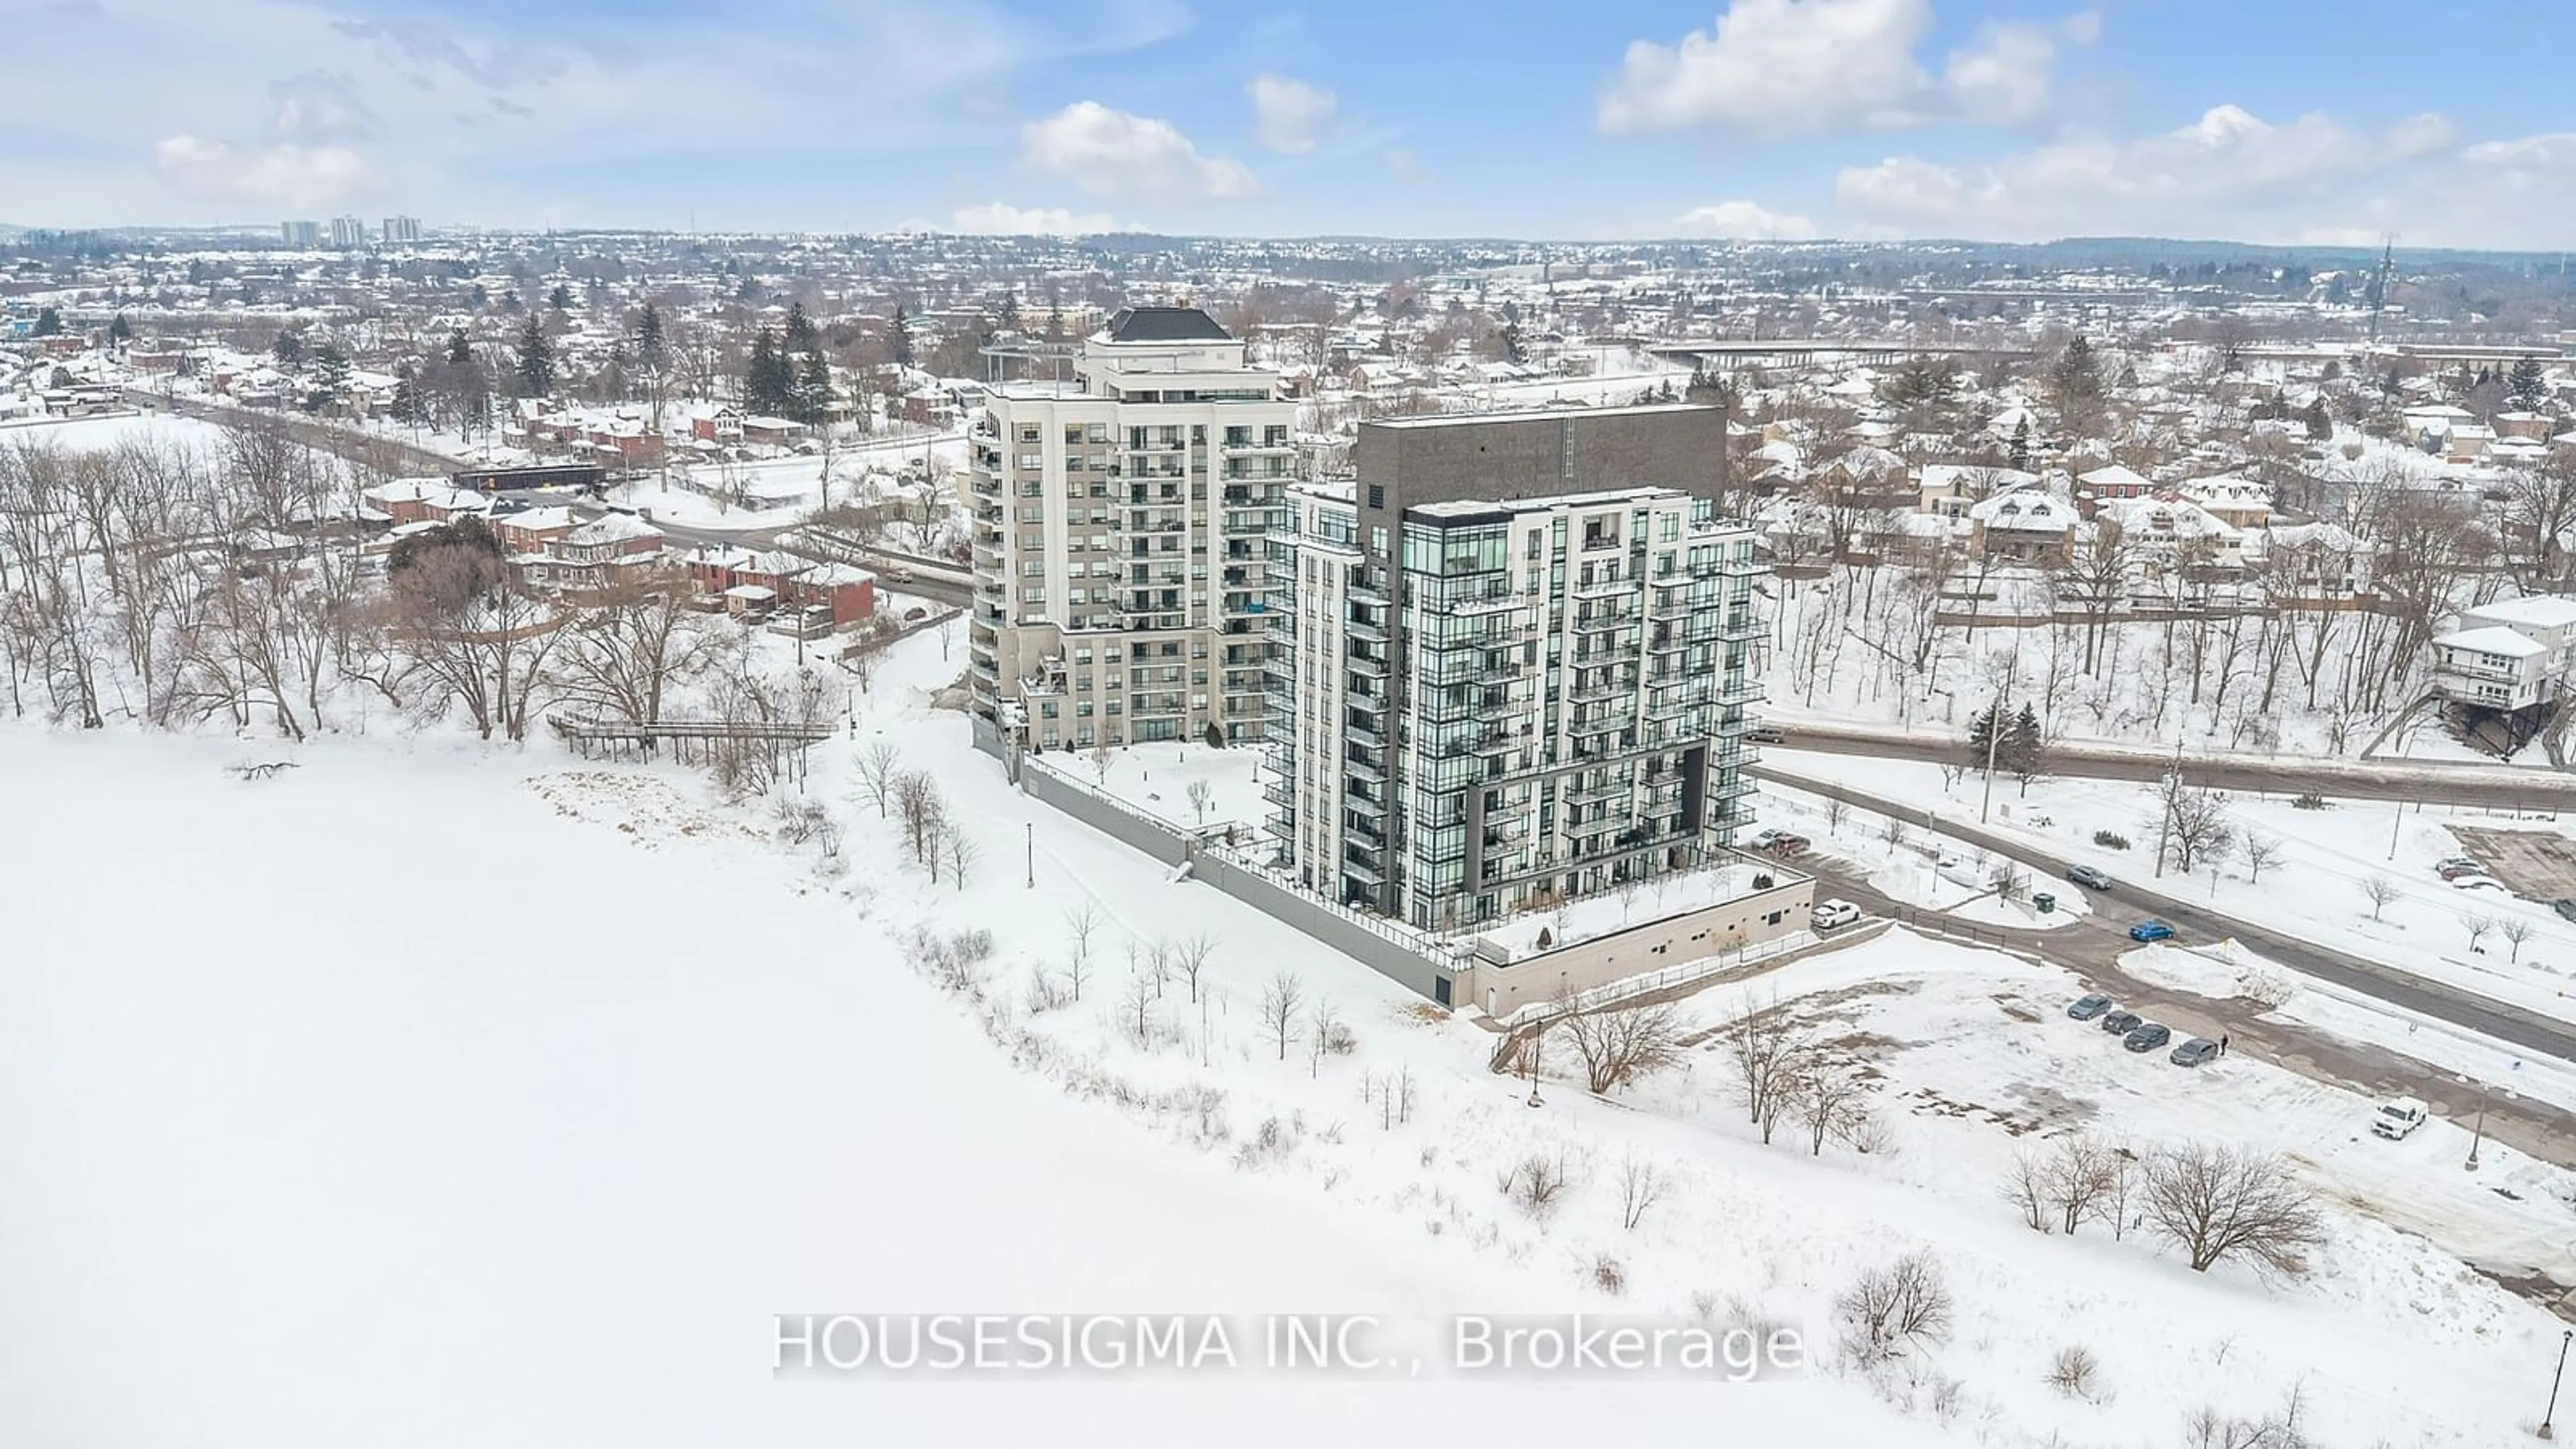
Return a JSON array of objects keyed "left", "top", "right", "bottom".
[{"left": 968, "top": 306, "right": 1297, "bottom": 748}]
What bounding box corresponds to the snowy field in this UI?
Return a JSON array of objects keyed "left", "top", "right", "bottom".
[
  {"left": 0, "top": 727, "right": 1937, "bottom": 1448},
  {"left": 0, "top": 408, "right": 239, "bottom": 454}
]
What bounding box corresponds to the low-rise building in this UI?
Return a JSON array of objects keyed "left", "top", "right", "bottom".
[{"left": 2429, "top": 594, "right": 2576, "bottom": 712}]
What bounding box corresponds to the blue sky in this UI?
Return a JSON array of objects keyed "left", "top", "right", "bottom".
[{"left": 5, "top": 0, "right": 2571, "bottom": 246}]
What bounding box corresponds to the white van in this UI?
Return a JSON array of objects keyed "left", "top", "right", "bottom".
[{"left": 1811, "top": 899, "right": 1863, "bottom": 932}]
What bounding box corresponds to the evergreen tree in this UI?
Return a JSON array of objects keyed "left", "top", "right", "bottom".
[
  {"left": 31, "top": 307, "right": 60, "bottom": 337},
  {"left": 794, "top": 350, "right": 834, "bottom": 425},
  {"left": 547, "top": 282, "right": 574, "bottom": 314},
  {"left": 1499, "top": 321, "right": 1523, "bottom": 365},
  {"left": 2007, "top": 703, "right": 2045, "bottom": 794},
  {"left": 745, "top": 328, "right": 796, "bottom": 417},
  {"left": 306, "top": 343, "right": 350, "bottom": 412},
  {"left": 887, "top": 303, "right": 914, "bottom": 367},
  {"left": 1964, "top": 704, "right": 2002, "bottom": 770},
  {"left": 784, "top": 301, "right": 818, "bottom": 357},
  {"left": 2051, "top": 334, "right": 2102, "bottom": 430},
  {"left": 272, "top": 329, "right": 304, "bottom": 369},
  {"left": 1043, "top": 300, "right": 1063, "bottom": 342},
  {"left": 997, "top": 290, "right": 1021, "bottom": 333},
  {"left": 445, "top": 328, "right": 473, "bottom": 366},
  {"left": 107, "top": 313, "right": 131, "bottom": 347},
  {"left": 2007, "top": 416, "right": 2032, "bottom": 471},
  {"left": 2510, "top": 355, "right": 2548, "bottom": 410},
  {"left": 634, "top": 303, "right": 666, "bottom": 369},
  {"left": 2302, "top": 397, "right": 2331, "bottom": 441},
  {"left": 514, "top": 313, "right": 555, "bottom": 398},
  {"left": 388, "top": 365, "right": 424, "bottom": 427}
]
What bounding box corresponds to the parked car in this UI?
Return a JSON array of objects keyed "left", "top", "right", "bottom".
[
  {"left": 2169, "top": 1037, "right": 2221, "bottom": 1067},
  {"left": 1743, "top": 828, "right": 1783, "bottom": 850},
  {"left": 1810, "top": 899, "right": 1863, "bottom": 931},
  {"left": 2067, "top": 864, "right": 2115, "bottom": 891},
  {"left": 2452, "top": 874, "right": 2507, "bottom": 892},
  {"left": 1768, "top": 835, "right": 1812, "bottom": 858},
  {"left": 2099, "top": 1010, "right": 2143, "bottom": 1036},
  {"left": 2555, "top": 898, "right": 2576, "bottom": 924},
  {"left": 2123, "top": 1022, "right": 2174, "bottom": 1053},
  {"left": 2372, "top": 1097, "right": 2430, "bottom": 1140},
  {"left": 1747, "top": 724, "right": 1786, "bottom": 744},
  {"left": 2066, "top": 993, "right": 2114, "bottom": 1020},
  {"left": 2436, "top": 856, "right": 2484, "bottom": 873},
  {"left": 2436, "top": 862, "right": 2488, "bottom": 881},
  {"left": 2128, "top": 920, "right": 2175, "bottom": 943}
]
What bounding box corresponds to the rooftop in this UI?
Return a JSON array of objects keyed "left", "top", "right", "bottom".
[
  {"left": 1362, "top": 401, "right": 1719, "bottom": 431},
  {"left": 2434, "top": 625, "right": 2550, "bottom": 659},
  {"left": 1100, "top": 306, "right": 1232, "bottom": 344},
  {"left": 2469, "top": 594, "right": 2576, "bottom": 631}
]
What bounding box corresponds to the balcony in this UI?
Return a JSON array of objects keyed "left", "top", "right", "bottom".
[
  {"left": 1715, "top": 676, "right": 1763, "bottom": 707},
  {"left": 1571, "top": 608, "right": 1633, "bottom": 633},
  {"left": 1344, "top": 789, "right": 1388, "bottom": 818},
  {"left": 1570, "top": 572, "right": 1632, "bottom": 600},
  {"left": 1344, "top": 614, "right": 1388, "bottom": 643}
]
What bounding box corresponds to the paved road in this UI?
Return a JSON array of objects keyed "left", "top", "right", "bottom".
[
  {"left": 1758, "top": 757, "right": 2576, "bottom": 1067},
  {"left": 1772, "top": 720, "right": 2576, "bottom": 810}
]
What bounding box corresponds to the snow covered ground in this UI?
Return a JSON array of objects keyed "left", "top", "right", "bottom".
[
  {"left": 0, "top": 407, "right": 238, "bottom": 454},
  {"left": 8, "top": 617, "right": 2575, "bottom": 1446},
  {"left": 1776, "top": 748, "right": 2576, "bottom": 1027}
]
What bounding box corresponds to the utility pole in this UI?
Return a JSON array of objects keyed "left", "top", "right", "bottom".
[
  {"left": 2542, "top": 1328, "right": 2571, "bottom": 1440},
  {"left": 1979, "top": 690, "right": 2004, "bottom": 824},
  {"left": 1025, "top": 822, "right": 1034, "bottom": 889},
  {"left": 2153, "top": 731, "right": 2184, "bottom": 878}
]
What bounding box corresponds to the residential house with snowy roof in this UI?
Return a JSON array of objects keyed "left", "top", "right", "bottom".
[
  {"left": 1967, "top": 490, "right": 2077, "bottom": 566},
  {"left": 2430, "top": 594, "right": 2576, "bottom": 712},
  {"left": 2175, "top": 474, "right": 2273, "bottom": 529}
]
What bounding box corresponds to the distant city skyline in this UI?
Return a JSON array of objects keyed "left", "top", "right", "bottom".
[{"left": 7, "top": 0, "right": 2573, "bottom": 249}]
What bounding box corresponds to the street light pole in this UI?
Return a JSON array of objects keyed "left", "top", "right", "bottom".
[
  {"left": 2544, "top": 1328, "right": 2571, "bottom": 1440},
  {"left": 1025, "top": 822, "right": 1034, "bottom": 889},
  {"left": 1979, "top": 688, "right": 2004, "bottom": 825},
  {"left": 2467, "top": 1080, "right": 2489, "bottom": 1171}
]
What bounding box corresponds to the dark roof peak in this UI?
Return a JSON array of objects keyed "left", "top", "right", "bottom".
[{"left": 1102, "top": 305, "right": 1232, "bottom": 343}]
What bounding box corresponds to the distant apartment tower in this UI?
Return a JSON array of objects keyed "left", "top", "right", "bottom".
[
  {"left": 1263, "top": 405, "right": 1761, "bottom": 930},
  {"left": 967, "top": 306, "right": 1297, "bottom": 747},
  {"left": 280, "top": 220, "right": 322, "bottom": 248},
  {"left": 381, "top": 215, "right": 422, "bottom": 246},
  {"left": 327, "top": 215, "right": 368, "bottom": 248}
]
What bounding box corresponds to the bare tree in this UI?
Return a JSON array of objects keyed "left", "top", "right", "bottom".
[
  {"left": 1793, "top": 1062, "right": 1870, "bottom": 1155},
  {"left": 1823, "top": 796, "right": 1851, "bottom": 835},
  {"left": 1171, "top": 931, "right": 1213, "bottom": 1003},
  {"left": 944, "top": 831, "right": 977, "bottom": 892},
  {"left": 2140, "top": 1142, "right": 2325, "bottom": 1275},
  {"left": 893, "top": 769, "right": 946, "bottom": 866},
  {"left": 1122, "top": 969, "right": 1157, "bottom": 1045},
  {"left": 1186, "top": 777, "right": 1214, "bottom": 824},
  {"left": 2502, "top": 914, "right": 2537, "bottom": 963},
  {"left": 2153, "top": 782, "right": 2236, "bottom": 875},
  {"left": 2045, "top": 1135, "right": 2123, "bottom": 1236},
  {"left": 2240, "top": 831, "right": 2285, "bottom": 884},
  {"left": 1617, "top": 1154, "right": 1668, "bottom": 1231},
  {"left": 1835, "top": 1252, "right": 1953, "bottom": 1362},
  {"left": 2003, "top": 1148, "right": 2053, "bottom": 1232},
  {"left": 2360, "top": 874, "right": 2399, "bottom": 922},
  {"left": 1722, "top": 993, "right": 1817, "bottom": 1145},
  {"left": 552, "top": 578, "right": 719, "bottom": 726},
  {"left": 2461, "top": 910, "right": 2498, "bottom": 954},
  {"left": 852, "top": 739, "right": 902, "bottom": 817},
  {"left": 1260, "top": 968, "right": 1305, "bottom": 1061},
  {"left": 1062, "top": 904, "right": 1100, "bottom": 1003},
  {"left": 1554, "top": 991, "right": 1688, "bottom": 1095}
]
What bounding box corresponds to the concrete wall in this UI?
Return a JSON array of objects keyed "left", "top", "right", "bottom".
[
  {"left": 1461, "top": 872, "right": 1817, "bottom": 1019},
  {"left": 1187, "top": 847, "right": 1458, "bottom": 1002}
]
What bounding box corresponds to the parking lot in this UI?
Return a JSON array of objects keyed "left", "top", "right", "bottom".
[{"left": 2449, "top": 826, "right": 2576, "bottom": 903}]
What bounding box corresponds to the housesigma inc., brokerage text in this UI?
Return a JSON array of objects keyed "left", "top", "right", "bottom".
[{"left": 774, "top": 1312, "right": 1809, "bottom": 1381}]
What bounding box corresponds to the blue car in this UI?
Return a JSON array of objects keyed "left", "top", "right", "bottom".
[{"left": 2128, "top": 920, "right": 2174, "bottom": 943}]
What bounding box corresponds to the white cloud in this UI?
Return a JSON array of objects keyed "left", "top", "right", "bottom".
[
  {"left": 1021, "top": 101, "right": 1258, "bottom": 203},
  {"left": 154, "top": 134, "right": 384, "bottom": 209},
  {"left": 1834, "top": 105, "right": 2464, "bottom": 241},
  {"left": 951, "top": 201, "right": 1116, "bottom": 236},
  {"left": 1674, "top": 199, "right": 1817, "bottom": 239},
  {"left": 1383, "top": 148, "right": 1430, "bottom": 186},
  {"left": 1598, "top": 0, "right": 2087, "bottom": 138},
  {"left": 1248, "top": 74, "right": 1337, "bottom": 154}
]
